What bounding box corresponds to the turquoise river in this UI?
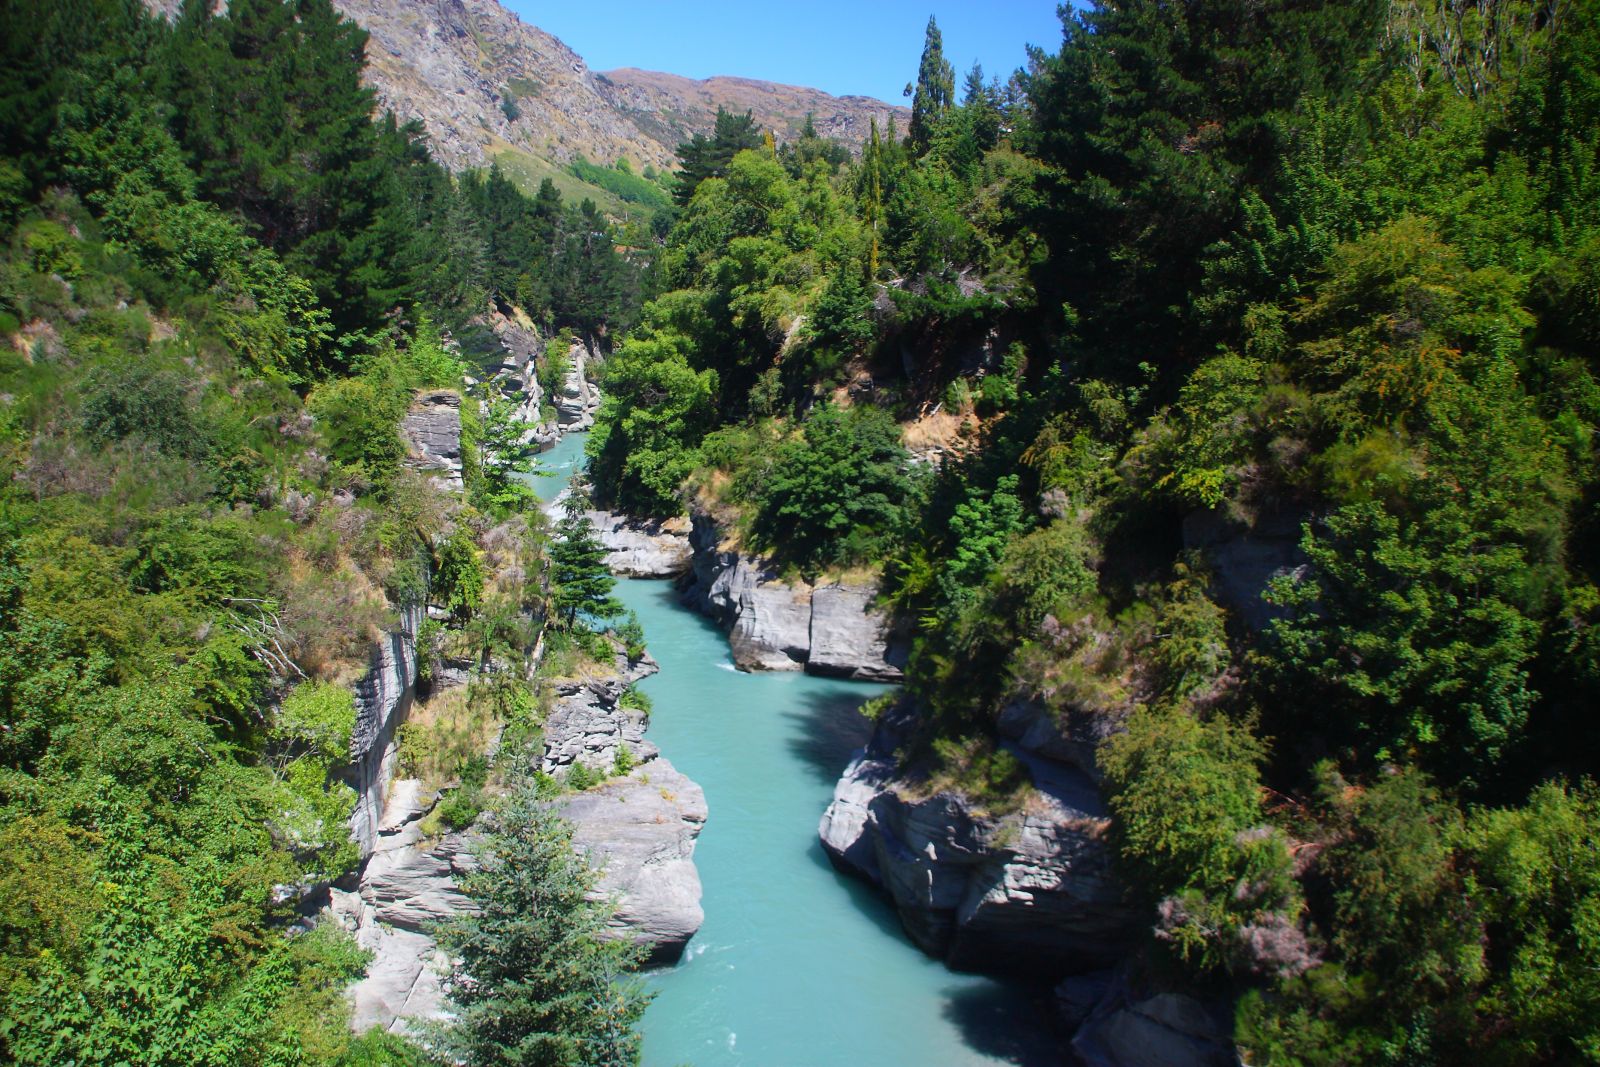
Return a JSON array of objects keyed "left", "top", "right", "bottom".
[{"left": 529, "top": 433, "right": 1057, "bottom": 1066}]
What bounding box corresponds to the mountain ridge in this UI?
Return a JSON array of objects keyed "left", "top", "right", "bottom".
[{"left": 147, "top": 0, "right": 908, "bottom": 181}]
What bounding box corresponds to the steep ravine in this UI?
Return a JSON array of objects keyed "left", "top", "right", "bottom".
[{"left": 332, "top": 381, "right": 707, "bottom": 1033}]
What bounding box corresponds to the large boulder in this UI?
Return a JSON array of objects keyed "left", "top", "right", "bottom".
[
  {"left": 819, "top": 707, "right": 1134, "bottom": 979},
  {"left": 538, "top": 656, "right": 659, "bottom": 775},
  {"left": 1073, "top": 992, "right": 1238, "bottom": 1067},
  {"left": 539, "top": 653, "right": 706, "bottom": 964}
]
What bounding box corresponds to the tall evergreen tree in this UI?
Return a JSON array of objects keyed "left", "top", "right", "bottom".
[
  {"left": 548, "top": 508, "right": 623, "bottom": 627},
  {"left": 672, "top": 108, "right": 762, "bottom": 206},
  {"left": 906, "top": 16, "right": 955, "bottom": 152},
  {"left": 437, "top": 796, "right": 650, "bottom": 1066}
]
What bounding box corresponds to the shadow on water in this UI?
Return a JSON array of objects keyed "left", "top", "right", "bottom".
[
  {"left": 780, "top": 687, "right": 878, "bottom": 786},
  {"left": 941, "top": 981, "right": 1065, "bottom": 1067}
]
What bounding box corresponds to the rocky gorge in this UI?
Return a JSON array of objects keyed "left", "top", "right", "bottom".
[{"left": 324, "top": 376, "right": 707, "bottom": 1035}]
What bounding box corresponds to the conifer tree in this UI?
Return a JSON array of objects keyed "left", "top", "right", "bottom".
[
  {"left": 437, "top": 795, "right": 649, "bottom": 1066},
  {"left": 549, "top": 508, "right": 622, "bottom": 627},
  {"left": 907, "top": 16, "right": 955, "bottom": 152}
]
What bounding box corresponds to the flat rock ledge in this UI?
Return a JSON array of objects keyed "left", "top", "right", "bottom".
[{"left": 680, "top": 512, "right": 906, "bottom": 681}]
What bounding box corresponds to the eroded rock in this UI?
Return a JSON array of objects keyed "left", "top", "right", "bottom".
[
  {"left": 585, "top": 509, "right": 692, "bottom": 578},
  {"left": 680, "top": 512, "right": 904, "bottom": 680},
  {"left": 400, "top": 389, "right": 464, "bottom": 492},
  {"left": 819, "top": 706, "right": 1134, "bottom": 979}
]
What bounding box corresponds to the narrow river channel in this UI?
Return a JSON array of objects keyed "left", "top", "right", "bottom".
[{"left": 530, "top": 435, "right": 1057, "bottom": 1066}]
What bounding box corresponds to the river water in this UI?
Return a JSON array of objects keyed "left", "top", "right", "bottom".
[{"left": 528, "top": 435, "right": 1058, "bottom": 1067}]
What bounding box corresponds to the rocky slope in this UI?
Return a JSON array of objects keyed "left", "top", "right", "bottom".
[{"left": 149, "top": 0, "right": 907, "bottom": 177}]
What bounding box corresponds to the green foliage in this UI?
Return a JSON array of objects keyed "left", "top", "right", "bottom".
[
  {"left": 750, "top": 404, "right": 917, "bottom": 572},
  {"left": 1461, "top": 779, "right": 1600, "bottom": 1061},
  {"left": 1101, "top": 709, "right": 1272, "bottom": 902},
  {"left": 433, "top": 529, "right": 485, "bottom": 623},
  {"left": 618, "top": 684, "right": 652, "bottom": 715},
  {"left": 437, "top": 794, "right": 649, "bottom": 1065},
  {"left": 614, "top": 611, "right": 647, "bottom": 662},
  {"left": 569, "top": 156, "right": 672, "bottom": 211}
]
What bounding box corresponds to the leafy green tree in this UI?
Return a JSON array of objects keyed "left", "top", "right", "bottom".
[
  {"left": 752, "top": 404, "right": 915, "bottom": 571},
  {"left": 437, "top": 795, "right": 650, "bottom": 1066}
]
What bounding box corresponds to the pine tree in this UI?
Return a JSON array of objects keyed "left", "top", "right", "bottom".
[
  {"left": 437, "top": 795, "right": 650, "bottom": 1066},
  {"left": 907, "top": 16, "right": 955, "bottom": 152},
  {"left": 549, "top": 509, "right": 622, "bottom": 627}
]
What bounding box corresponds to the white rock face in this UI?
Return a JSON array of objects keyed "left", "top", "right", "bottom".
[
  {"left": 681, "top": 513, "right": 905, "bottom": 680},
  {"left": 338, "top": 778, "right": 474, "bottom": 1035},
  {"left": 400, "top": 389, "right": 465, "bottom": 491},
  {"left": 554, "top": 341, "right": 601, "bottom": 430},
  {"left": 818, "top": 706, "right": 1134, "bottom": 979},
  {"left": 808, "top": 581, "right": 904, "bottom": 682},
  {"left": 584, "top": 509, "right": 693, "bottom": 578}
]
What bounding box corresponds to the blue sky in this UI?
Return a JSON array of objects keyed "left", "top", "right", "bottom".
[{"left": 502, "top": 1, "right": 1067, "bottom": 106}]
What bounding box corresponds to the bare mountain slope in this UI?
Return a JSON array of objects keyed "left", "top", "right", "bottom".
[
  {"left": 595, "top": 67, "right": 902, "bottom": 154},
  {"left": 149, "top": 0, "right": 907, "bottom": 181}
]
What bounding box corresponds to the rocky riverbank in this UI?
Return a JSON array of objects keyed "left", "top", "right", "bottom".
[
  {"left": 678, "top": 512, "right": 906, "bottom": 681},
  {"left": 542, "top": 652, "right": 707, "bottom": 966},
  {"left": 818, "top": 702, "right": 1133, "bottom": 978}
]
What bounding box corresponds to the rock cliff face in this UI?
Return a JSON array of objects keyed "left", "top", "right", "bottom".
[
  {"left": 345, "top": 603, "right": 424, "bottom": 858},
  {"left": 1181, "top": 505, "right": 1309, "bottom": 632},
  {"left": 541, "top": 655, "right": 707, "bottom": 965},
  {"left": 818, "top": 705, "right": 1134, "bottom": 979},
  {"left": 680, "top": 513, "right": 905, "bottom": 681},
  {"left": 399, "top": 389, "right": 465, "bottom": 492}
]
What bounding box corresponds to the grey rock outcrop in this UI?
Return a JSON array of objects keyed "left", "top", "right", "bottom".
[
  {"left": 562, "top": 760, "right": 707, "bottom": 966},
  {"left": 345, "top": 604, "right": 423, "bottom": 858},
  {"left": 1182, "top": 506, "right": 1309, "bottom": 632},
  {"left": 819, "top": 706, "right": 1134, "bottom": 979},
  {"left": 538, "top": 656, "right": 659, "bottom": 776},
  {"left": 540, "top": 654, "right": 706, "bottom": 965},
  {"left": 1072, "top": 990, "right": 1238, "bottom": 1067},
  {"left": 585, "top": 509, "right": 692, "bottom": 578},
  {"left": 681, "top": 512, "right": 904, "bottom": 680},
  {"left": 400, "top": 389, "right": 465, "bottom": 492},
  {"left": 809, "top": 580, "right": 906, "bottom": 681},
  {"left": 337, "top": 778, "right": 475, "bottom": 1034}
]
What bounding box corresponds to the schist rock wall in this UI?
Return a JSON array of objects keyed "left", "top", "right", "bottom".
[{"left": 678, "top": 512, "right": 906, "bottom": 682}]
